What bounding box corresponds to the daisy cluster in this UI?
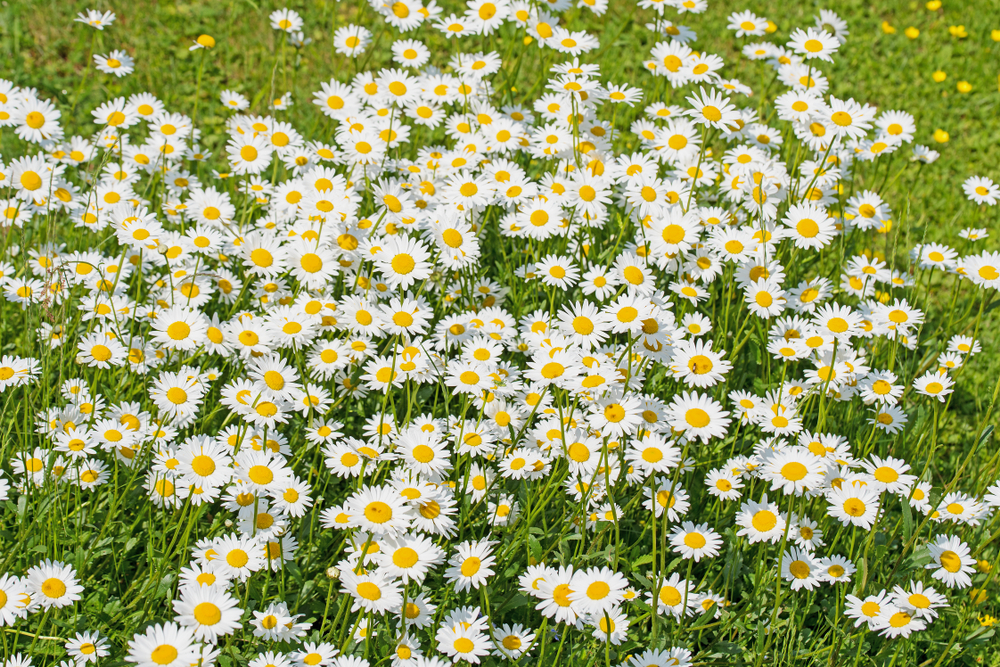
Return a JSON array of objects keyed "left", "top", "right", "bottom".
[{"left": 1, "top": 1, "right": 999, "bottom": 666}]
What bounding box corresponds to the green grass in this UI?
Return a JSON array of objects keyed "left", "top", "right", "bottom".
[{"left": 5, "top": 0, "right": 1000, "bottom": 228}]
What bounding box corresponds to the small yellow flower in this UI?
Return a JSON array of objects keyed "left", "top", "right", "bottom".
[
  {"left": 932, "top": 70, "right": 947, "bottom": 82},
  {"left": 980, "top": 614, "right": 998, "bottom": 628},
  {"left": 523, "top": 35, "right": 533, "bottom": 45},
  {"left": 933, "top": 129, "right": 950, "bottom": 143},
  {"left": 196, "top": 34, "right": 216, "bottom": 48},
  {"left": 968, "top": 588, "right": 987, "bottom": 604},
  {"left": 905, "top": 26, "right": 919, "bottom": 39},
  {"left": 977, "top": 559, "right": 992, "bottom": 573},
  {"left": 881, "top": 21, "right": 897, "bottom": 35},
  {"left": 862, "top": 249, "right": 886, "bottom": 263},
  {"left": 926, "top": 0, "right": 942, "bottom": 8},
  {"left": 957, "top": 81, "right": 972, "bottom": 93},
  {"left": 993, "top": 29, "right": 1000, "bottom": 42},
  {"left": 948, "top": 25, "right": 968, "bottom": 38},
  {"left": 765, "top": 20, "right": 778, "bottom": 34}
]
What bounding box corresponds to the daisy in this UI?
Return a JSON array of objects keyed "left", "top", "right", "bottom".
[
  {"left": 818, "top": 555, "right": 855, "bottom": 584},
  {"left": 893, "top": 582, "right": 948, "bottom": 624},
  {"left": 173, "top": 584, "right": 244, "bottom": 644},
  {"left": 556, "top": 301, "right": 610, "bottom": 349},
  {"left": 788, "top": 27, "right": 839, "bottom": 62},
  {"left": 445, "top": 539, "right": 496, "bottom": 593},
  {"left": 212, "top": 533, "right": 264, "bottom": 580},
  {"left": 92, "top": 97, "right": 138, "bottom": 128},
  {"left": 0, "top": 574, "right": 27, "bottom": 626},
  {"left": 605, "top": 83, "right": 643, "bottom": 106},
  {"left": 791, "top": 516, "right": 825, "bottom": 551},
  {"left": 227, "top": 133, "right": 273, "bottom": 175},
  {"left": 234, "top": 446, "right": 288, "bottom": 489},
  {"left": 844, "top": 590, "right": 890, "bottom": 629},
  {"left": 666, "top": 391, "right": 731, "bottom": 443},
  {"left": 250, "top": 603, "right": 294, "bottom": 641},
  {"left": 779, "top": 547, "right": 823, "bottom": 591},
  {"left": 670, "top": 522, "right": 722, "bottom": 561},
  {"left": 491, "top": 623, "right": 534, "bottom": 660},
  {"left": 13, "top": 98, "right": 61, "bottom": 145},
  {"left": 269, "top": 8, "right": 303, "bottom": 32},
  {"left": 65, "top": 632, "right": 110, "bottom": 664},
  {"left": 963, "top": 176, "right": 999, "bottom": 206},
  {"left": 823, "top": 97, "right": 875, "bottom": 140},
  {"left": 340, "top": 569, "right": 403, "bottom": 614},
  {"left": 874, "top": 605, "right": 926, "bottom": 638},
  {"left": 125, "top": 623, "right": 199, "bottom": 667},
  {"left": 383, "top": 0, "right": 424, "bottom": 32},
  {"left": 26, "top": 560, "right": 84, "bottom": 609},
  {"left": 827, "top": 483, "right": 880, "bottom": 529},
  {"left": 745, "top": 278, "right": 786, "bottom": 318},
  {"left": 783, "top": 204, "right": 835, "bottom": 249},
  {"left": 333, "top": 24, "right": 372, "bottom": 57},
  {"left": 375, "top": 535, "right": 445, "bottom": 584},
  {"left": 346, "top": 485, "right": 415, "bottom": 536},
  {"left": 963, "top": 251, "right": 1000, "bottom": 289},
  {"left": 926, "top": 535, "right": 977, "bottom": 588},
  {"left": 628, "top": 433, "right": 681, "bottom": 476},
  {"left": 77, "top": 332, "right": 126, "bottom": 369},
  {"left": 647, "top": 573, "right": 698, "bottom": 618},
  {"left": 728, "top": 10, "right": 768, "bottom": 37},
  {"left": 670, "top": 338, "right": 731, "bottom": 388},
  {"left": 590, "top": 609, "right": 630, "bottom": 645},
  {"left": 437, "top": 625, "right": 491, "bottom": 664},
  {"left": 762, "top": 447, "right": 825, "bottom": 496},
  {"left": 705, "top": 468, "right": 744, "bottom": 501},
  {"left": 686, "top": 87, "right": 739, "bottom": 132},
  {"left": 588, "top": 393, "right": 643, "bottom": 438},
  {"left": 376, "top": 236, "right": 432, "bottom": 290},
  {"left": 76, "top": 9, "right": 116, "bottom": 29},
  {"left": 959, "top": 227, "right": 988, "bottom": 242},
  {"left": 735, "top": 494, "right": 786, "bottom": 544},
  {"left": 94, "top": 50, "right": 135, "bottom": 77},
  {"left": 534, "top": 566, "right": 582, "bottom": 624},
  {"left": 869, "top": 405, "right": 908, "bottom": 434},
  {"left": 861, "top": 455, "right": 916, "bottom": 495},
  {"left": 391, "top": 39, "right": 431, "bottom": 68},
  {"left": 561, "top": 567, "right": 626, "bottom": 619},
  {"left": 151, "top": 306, "right": 208, "bottom": 352}
]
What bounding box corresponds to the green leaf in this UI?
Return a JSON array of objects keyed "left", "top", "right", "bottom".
[
  {"left": 631, "top": 553, "right": 655, "bottom": 569},
  {"left": 528, "top": 535, "right": 542, "bottom": 563},
  {"left": 967, "top": 628, "right": 994, "bottom": 644},
  {"left": 689, "top": 607, "right": 715, "bottom": 629},
  {"left": 901, "top": 498, "right": 913, "bottom": 542},
  {"left": 496, "top": 592, "right": 530, "bottom": 614},
  {"left": 711, "top": 641, "right": 742, "bottom": 656}
]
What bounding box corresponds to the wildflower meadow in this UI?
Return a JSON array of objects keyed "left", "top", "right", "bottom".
[{"left": 3, "top": 1, "right": 1000, "bottom": 666}]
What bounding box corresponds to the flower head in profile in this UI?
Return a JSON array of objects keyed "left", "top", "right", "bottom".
[
  {"left": 75, "top": 9, "right": 116, "bottom": 29},
  {"left": 94, "top": 50, "right": 135, "bottom": 78}
]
